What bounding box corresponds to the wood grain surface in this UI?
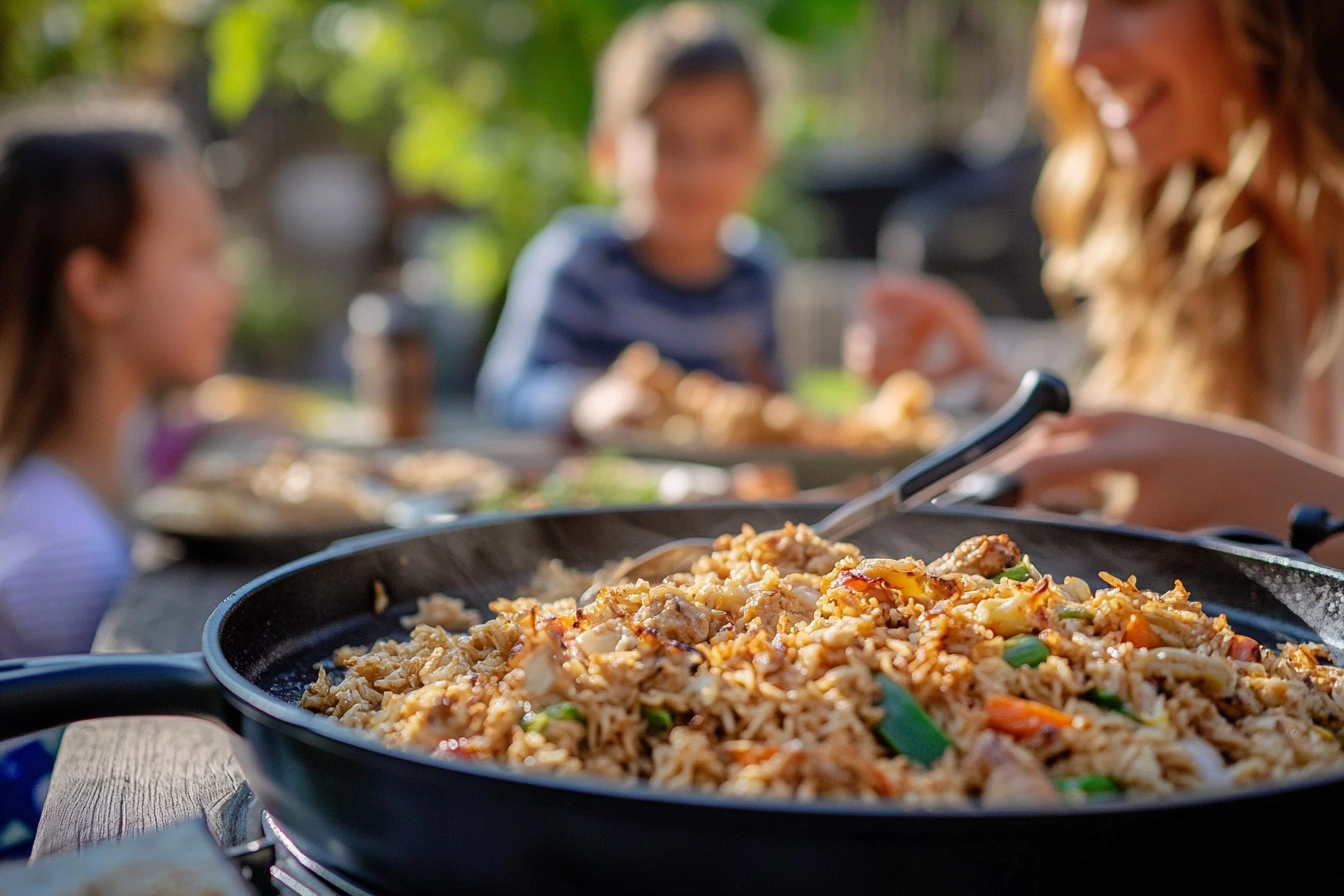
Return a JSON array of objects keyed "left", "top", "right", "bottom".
[{"left": 31, "top": 562, "right": 268, "bottom": 857}]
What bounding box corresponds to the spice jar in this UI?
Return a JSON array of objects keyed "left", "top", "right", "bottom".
[{"left": 347, "top": 292, "right": 434, "bottom": 442}]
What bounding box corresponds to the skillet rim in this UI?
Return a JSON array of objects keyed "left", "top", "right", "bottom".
[{"left": 202, "top": 502, "right": 1344, "bottom": 819}]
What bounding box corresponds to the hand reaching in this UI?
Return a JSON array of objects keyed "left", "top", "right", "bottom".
[
  {"left": 995, "top": 409, "right": 1344, "bottom": 540},
  {"left": 844, "top": 274, "right": 998, "bottom": 386}
]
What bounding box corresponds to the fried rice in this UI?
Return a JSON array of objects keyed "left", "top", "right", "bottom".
[{"left": 300, "top": 525, "right": 1344, "bottom": 805}]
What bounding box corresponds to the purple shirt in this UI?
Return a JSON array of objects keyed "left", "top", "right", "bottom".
[{"left": 0, "top": 457, "right": 130, "bottom": 659}]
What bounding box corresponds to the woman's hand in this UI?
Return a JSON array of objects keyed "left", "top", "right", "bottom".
[
  {"left": 844, "top": 274, "right": 997, "bottom": 386},
  {"left": 995, "top": 409, "right": 1344, "bottom": 544}
]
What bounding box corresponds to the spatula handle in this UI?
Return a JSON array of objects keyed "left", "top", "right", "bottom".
[{"left": 813, "top": 369, "right": 1070, "bottom": 542}]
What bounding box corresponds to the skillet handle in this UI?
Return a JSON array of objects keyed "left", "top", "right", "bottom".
[
  {"left": 0, "top": 652, "right": 237, "bottom": 740},
  {"left": 1289, "top": 504, "right": 1344, "bottom": 554}
]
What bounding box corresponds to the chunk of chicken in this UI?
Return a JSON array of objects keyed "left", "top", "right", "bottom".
[
  {"left": 927, "top": 534, "right": 1022, "bottom": 578},
  {"left": 510, "top": 641, "right": 571, "bottom": 700},
  {"left": 639, "top": 592, "right": 713, "bottom": 644},
  {"left": 966, "top": 733, "right": 1059, "bottom": 806}
]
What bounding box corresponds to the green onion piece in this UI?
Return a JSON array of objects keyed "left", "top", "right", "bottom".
[
  {"left": 1055, "top": 774, "right": 1121, "bottom": 796},
  {"left": 1003, "top": 634, "right": 1050, "bottom": 668},
  {"left": 874, "top": 674, "right": 952, "bottom": 768},
  {"left": 1057, "top": 607, "right": 1096, "bottom": 621},
  {"left": 642, "top": 706, "right": 674, "bottom": 733},
  {"left": 1082, "top": 688, "right": 1141, "bottom": 722},
  {"left": 543, "top": 702, "right": 587, "bottom": 723},
  {"left": 993, "top": 562, "right": 1031, "bottom": 583},
  {"left": 521, "top": 702, "right": 587, "bottom": 733}
]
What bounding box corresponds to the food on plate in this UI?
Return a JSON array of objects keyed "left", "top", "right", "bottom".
[
  {"left": 572, "top": 342, "right": 952, "bottom": 453},
  {"left": 138, "top": 434, "right": 766, "bottom": 539},
  {"left": 472, "top": 455, "right": 734, "bottom": 512},
  {"left": 725, "top": 463, "right": 798, "bottom": 502},
  {"left": 380, "top": 449, "right": 512, "bottom": 498},
  {"left": 136, "top": 442, "right": 389, "bottom": 535},
  {"left": 301, "top": 527, "right": 1344, "bottom": 804}
]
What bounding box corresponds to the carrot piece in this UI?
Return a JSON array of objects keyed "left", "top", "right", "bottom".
[
  {"left": 1229, "top": 634, "right": 1260, "bottom": 662},
  {"left": 837, "top": 571, "right": 881, "bottom": 593},
  {"left": 723, "top": 743, "right": 781, "bottom": 765},
  {"left": 869, "top": 763, "right": 895, "bottom": 798},
  {"left": 1124, "top": 614, "right": 1162, "bottom": 649},
  {"left": 985, "top": 694, "right": 1076, "bottom": 739}
]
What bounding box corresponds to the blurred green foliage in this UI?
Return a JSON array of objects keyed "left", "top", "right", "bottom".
[
  {"left": 1, "top": 0, "right": 866, "bottom": 309},
  {"left": 225, "top": 236, "right": 315, "bottom": 374},
  {"left": 473, "top": 453, "right": 664, "bottom": 511},
  {"left": 0, "top": 0, "right": 194, "bottom": 90},
  {"left": 792, "top": 367, "right": 870, "bottom": 415}
]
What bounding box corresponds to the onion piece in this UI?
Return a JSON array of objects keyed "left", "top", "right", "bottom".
[{"left": 1178, "top": 736, "right": 1232, "bottom": 787}]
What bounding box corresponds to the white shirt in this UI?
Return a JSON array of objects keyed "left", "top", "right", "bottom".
[{"left": 0, "top": 457, "right": 130, "bottom": 659}]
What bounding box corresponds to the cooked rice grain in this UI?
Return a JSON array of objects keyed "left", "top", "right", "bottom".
[
  {"left": 398, "top": 594, "right": 481, "bottom": 631},
  {"left": 301, "top": 526, "right": 1344, "bottom": 804}
]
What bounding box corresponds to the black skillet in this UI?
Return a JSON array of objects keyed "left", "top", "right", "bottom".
[{"left": 4, "top": 371, "right": 1344, "bottom": 896}]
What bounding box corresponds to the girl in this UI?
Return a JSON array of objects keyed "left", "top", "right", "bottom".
[{"left": 0, "top": 100, "right": 236, "bottom": 857}]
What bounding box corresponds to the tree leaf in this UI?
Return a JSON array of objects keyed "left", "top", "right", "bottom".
[{"left": 208, "top": 3, "right": 274, "bottom": 124}]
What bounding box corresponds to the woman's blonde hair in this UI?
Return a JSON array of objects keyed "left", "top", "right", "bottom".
[{"left": 1033, "top": 0, "right": 1344, "bottom": 424}]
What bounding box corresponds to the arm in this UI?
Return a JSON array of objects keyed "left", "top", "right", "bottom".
[
  {"left": 996, "top": 410, "right": 1344, "bottom": 568},
  {"left": 496, "top": 364, "right": 600, "bottom": 432},
  {"left": 737, "top": 283, "right": 785, "bottom": 391},
  {"left": 749, "top": 229, "right": 787, "bottom": 391},
  {"left": 475, "top": 226, "right": 605, "bottom": 430}
]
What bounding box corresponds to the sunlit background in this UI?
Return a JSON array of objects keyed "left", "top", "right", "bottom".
[{"left": 0, "top": 0, "right": 1042, "bottom": 400}]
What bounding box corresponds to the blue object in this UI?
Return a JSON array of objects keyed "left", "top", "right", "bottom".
[{"left": 0, "top": 731, "right": 61, "bottom": 860}]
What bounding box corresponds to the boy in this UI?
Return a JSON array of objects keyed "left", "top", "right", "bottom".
[{"left": 476, "top": 3, "right": 779, "bottom": 430}]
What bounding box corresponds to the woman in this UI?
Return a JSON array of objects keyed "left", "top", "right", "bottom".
[{"left": 853, "top": 0, "right": 1344, "bottom": 559}]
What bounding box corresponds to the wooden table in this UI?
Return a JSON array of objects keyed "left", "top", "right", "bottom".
[{"left": 31, "top": 561, "right": 266, "bottom": 858}]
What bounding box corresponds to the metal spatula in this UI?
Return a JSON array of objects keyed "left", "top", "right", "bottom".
[{"left": 578, "top": 368, "right": 1070, "bottom": 606}]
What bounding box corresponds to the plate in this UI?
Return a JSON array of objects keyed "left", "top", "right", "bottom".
[
  {"left": 584, "top": 429, "right": 927, "bottom": 490},
  {"left": 132, "top": 482, "right": 394, "bottom": 564}
]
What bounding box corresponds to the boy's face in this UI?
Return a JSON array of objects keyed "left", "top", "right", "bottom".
[{"left": 615, "top": 74, "right": 766, "bottom": 245}]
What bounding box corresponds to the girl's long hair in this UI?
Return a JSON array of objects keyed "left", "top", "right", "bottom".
[
  {"left": 1033, "top": 0, "right": 1344, "bottom": 425},
  {"left": 0, "top": 101, "right": 183, "bottom": 475}
]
